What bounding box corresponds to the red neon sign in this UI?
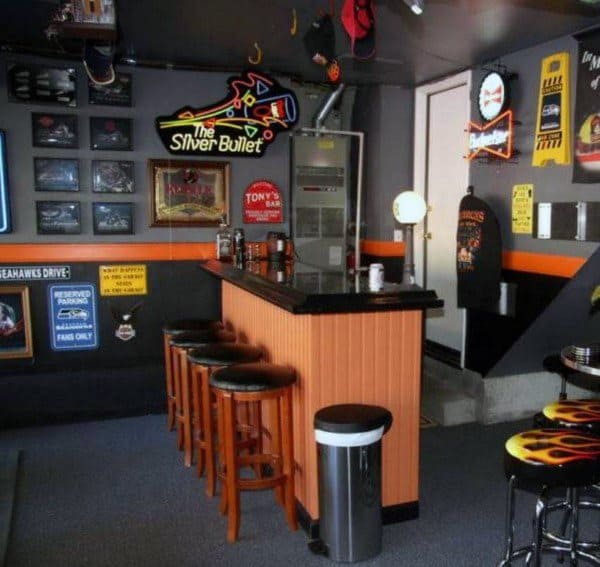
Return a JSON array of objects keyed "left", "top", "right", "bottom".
[{"left": 467, "top": 109, "right": 513, "bottom": 160}]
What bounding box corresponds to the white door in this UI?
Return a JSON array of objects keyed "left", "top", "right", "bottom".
[{"left": 414, "top": 72, "right": 471, "bottom": 365}]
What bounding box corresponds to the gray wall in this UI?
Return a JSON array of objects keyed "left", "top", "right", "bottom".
[
  {"left": 353, "top": 85, "right": 414, "bottom": 240},
  {"left": 0, "top": 54, "right": 353, "bottom": 244},
  {"left": 470, "top": 35, "right": 598, "bottom": 258}
]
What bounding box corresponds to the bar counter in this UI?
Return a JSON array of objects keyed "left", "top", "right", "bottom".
[{"left": 200, "top": 259, "right": 442, "bottom": 533}]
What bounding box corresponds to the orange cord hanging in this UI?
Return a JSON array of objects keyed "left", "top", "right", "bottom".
[
  {"left": 290, "top": 8, "right": 297, "bottom": 36},
  {"left": 248, "top": 42, "right": 263, "bottom": 65}
]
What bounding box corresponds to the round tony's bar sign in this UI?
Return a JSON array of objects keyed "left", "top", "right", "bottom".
[
  {"left": 478, "top": 71, "right": 510, "bottom": 122},
  {"left": 243, "top": 180, "right": 283, "bottom": 223}
]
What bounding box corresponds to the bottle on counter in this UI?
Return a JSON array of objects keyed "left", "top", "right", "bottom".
[
  {"left": 216, "top": 218, "right": 232, "bottom": 261},
  {"left": 233, "top": 228, "right": 246, "bottom": 265}
]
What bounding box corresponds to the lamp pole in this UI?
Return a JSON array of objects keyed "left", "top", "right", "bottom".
[{"left": 402, "top": 223, "right": 416, "bottom": 285}]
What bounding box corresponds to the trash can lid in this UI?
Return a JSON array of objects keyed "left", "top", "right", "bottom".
[{"left": 314, "top": 404, "right": 393, "bottom": 434}]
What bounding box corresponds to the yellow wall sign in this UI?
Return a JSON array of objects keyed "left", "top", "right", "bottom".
[
  {"left": 511, "top": 184, "right": 534, "bottom": 234},
  {"left": 532, "top": 52, "right": 571, "bottom": 167},
  {"left": 99, "top": 264, "right": 147, "bottom": 296}
]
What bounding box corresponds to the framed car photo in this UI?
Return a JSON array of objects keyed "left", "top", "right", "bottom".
[
  {"left": 0, "top": 285, "right": 33, "bottom": 359},
  {"left": 34, "top": 158, "right": 79, "bottom": 192},
  {"left": 92, "top": 202, "right": 134, "bottom": 235},
  {"left": 90, "top": 117, "right": 133, "bottom": 151},
  {"left": 92, "top": 160, "right": 134, "bottom": 193},
  {"left": 32, "top": 113, "right": 78, "bottom": 149},
  {"left": 89, "top": 73, "right": 132, "bottom": 107},
  {"left": 36, "top": 200, "right": 81, "bottom": 234}
]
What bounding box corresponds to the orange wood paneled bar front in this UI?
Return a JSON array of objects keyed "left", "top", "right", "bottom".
[
  {"left": 202, "top": 260, "right": 442, "bottom": 527},
  {"left": 222, "top": 281, "right": 423, "bottom": 519}
]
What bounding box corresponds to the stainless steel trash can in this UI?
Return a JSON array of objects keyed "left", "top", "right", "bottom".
[{"left": 313, "top": 404, "right": 393, "bottom": 563}]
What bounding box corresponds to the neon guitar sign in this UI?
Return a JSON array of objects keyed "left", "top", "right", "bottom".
[{"left": 155, "top": 71, "right": 299, "bottom": 158}]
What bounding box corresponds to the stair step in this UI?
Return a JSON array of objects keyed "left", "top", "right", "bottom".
[{"left": 422, "top": 359, "right": 480, "bottom": 426}]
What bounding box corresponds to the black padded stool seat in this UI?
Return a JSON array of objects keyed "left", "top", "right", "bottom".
[
  {"left": 188, "top": 343, "right": 263, "bottom": 367},
  {"left": 210, "top": 363, "right": 296, "bottom": 392},
  {"left": 170, "top": 329, "right": 236, "bottom": 348},
  {"left": 163, "top": 319, "right": 224, "bottom": 335},
  {"left": 542, "top": 400, "right": 600, "bottom": 436},
  {"left": 505, "top": 429, "right": 600, "bottom": 488}
]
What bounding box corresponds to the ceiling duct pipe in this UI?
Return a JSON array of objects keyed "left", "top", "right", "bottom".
[{"left": 314, "top": 83, "right": 346, "bottom": 131}]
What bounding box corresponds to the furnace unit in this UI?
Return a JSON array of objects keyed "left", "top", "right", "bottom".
[{"left": 291, "top": 133, "right": 351, "bottom": 271}]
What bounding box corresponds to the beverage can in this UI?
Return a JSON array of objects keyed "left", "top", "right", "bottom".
[{"left": 369, "top": 263, "right": 384, "bottom": 291}]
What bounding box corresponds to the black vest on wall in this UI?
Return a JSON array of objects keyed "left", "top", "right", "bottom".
[{"left": 456, "top": 194, "right": 502, "bottom": 309}]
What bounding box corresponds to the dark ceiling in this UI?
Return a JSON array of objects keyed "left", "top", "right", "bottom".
[{"left": 2, "top": 0, "right": 600, "bottom": 86}]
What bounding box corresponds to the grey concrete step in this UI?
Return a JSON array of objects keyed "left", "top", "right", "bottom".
[{"left": 421, "top": 356, "right": 481, "bottom": 426}]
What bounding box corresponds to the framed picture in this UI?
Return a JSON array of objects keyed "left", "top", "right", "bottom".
[
  {"left": 34, "top": 158, "right": 79, "bottom": 192},
  {"left": 32, "top": 113, "right": 78, "bottom": 149},
  {"left": 92, "top": 160, "right": 134, "bottom": 193},
  {"left": 36, "top": 201, "right": 81, "bottom": 234},
  {"left": 92, "top": 202, "right": 134, "bottom": 235},
  {"left": 148, "top": 159, "right": 229, "bottom": 227},
  {"left": 0, "top": 130, "right": 11, "bottom": 234},
  {"left": 7, "top": 63, "right": 77, "bottom": 107},
  {"left": 90, "top": 117, "right": 133, "bottom": 151},
  {"left": 89, "top": 73, "right": 132, "bottom": 107},
  {"left": 0, "top": 285, "right": 33, "bottom": 359}
]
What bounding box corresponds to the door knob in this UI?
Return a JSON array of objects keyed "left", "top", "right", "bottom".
[{"left": 424, "top": 232, "right": 433, "bottom": 240}]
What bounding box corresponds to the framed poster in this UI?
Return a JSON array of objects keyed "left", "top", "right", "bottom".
[
  {"left": 92, "top": 160, "right": 134, "bottom": 193},
  {"left": 0, "top": 285, "right": 33, "bottom": 359},
  {"left": 90, "top": 117, "right": 133, "bottom": 151},
  {"left": 32, "top": 113, "right": 78, "bottom": 149},
  {"left": 36, "top": 201, "right": 81, "bottom": 234},
  {"left": 34, "top": 158, "right": 79, "bottom": 192},
  {"left": 148, "top": 159, "right": 229, "bottom": 227},
  {"left": 89, "top": 73, "right": 132, "bottom": 107},
  {"left": 7, "top": 64, "right": 77, "bottom": 107},
  {"left": 92, "top": 202, "right": 134, "bottom": 235}
]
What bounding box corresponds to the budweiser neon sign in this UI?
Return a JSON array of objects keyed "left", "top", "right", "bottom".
[{"left": 467, "top": 110, "right": 513, "bottom": 160}]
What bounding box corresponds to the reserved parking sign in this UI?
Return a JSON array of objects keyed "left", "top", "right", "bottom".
[{"left": 48, "top": 283, "right": 98, "bottom": 351}]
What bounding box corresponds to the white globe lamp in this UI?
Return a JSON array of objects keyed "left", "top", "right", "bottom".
[{"left": 392, "top": 191, "right": 427, "bottom": 285}]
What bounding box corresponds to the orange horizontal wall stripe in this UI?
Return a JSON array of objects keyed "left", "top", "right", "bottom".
[
  {"left": 0, "top": 242, "right": 216, "bottom": 263},
  {"left": 361, "top": 240, "right": 406, "bottom": 257},
  {"left": 361, "top": 240, "right": 586, "bottom": 278},
  {"left": 502, "top": 250, "right": 586, "bottom": 278},
  {"left": 0, "top": 242, "right": 587, "bottom": 278}
]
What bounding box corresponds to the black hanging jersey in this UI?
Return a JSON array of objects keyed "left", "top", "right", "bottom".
[{"left": 456, "top": 194, "right": 502, "bottom": 309}]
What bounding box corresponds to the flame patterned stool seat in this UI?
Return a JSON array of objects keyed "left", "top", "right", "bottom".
[
  {"left": 169, "top": 329, "right": 236, "bottom": 466},
  {"left": 162, "top": 319, "right": 224, "bottom": 431},
  {"left": 187, "top": 343, "right": 264, "bottom": 497},
  {"left": 541, "top": 400, "right": 600, "bottom": 436},
  {"left": 210, "top": 363, "right": 297, "bottom": 542},
  {"left": 498, "top": 429, "right": 600, "bottom": 566}
]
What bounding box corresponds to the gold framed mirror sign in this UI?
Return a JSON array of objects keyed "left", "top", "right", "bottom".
[{"left": 148, "top": 159, "right": 230, "bottom": 227}]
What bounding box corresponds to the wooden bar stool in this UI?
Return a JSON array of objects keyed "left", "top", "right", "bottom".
[
  {"left": 170, "top": 329, "right": 236, "bottom": 466},
  {"left": 162, "top": 319, "right": 223, "bottom": 431},
  {"left": 210, "top": 363, "right": 297, "bottom": 543},
  {"left": 498, "top": 429, "right": 600, "bottom": 566},
  {"left": 187, "top": 343, "right": 263, "bottom": 497}
]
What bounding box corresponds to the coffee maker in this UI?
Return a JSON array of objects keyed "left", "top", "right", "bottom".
[{"left": 266, "top": 231, "right": 287, "bottom": 263}]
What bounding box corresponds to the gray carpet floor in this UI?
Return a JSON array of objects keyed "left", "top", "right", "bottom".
[{"left": 0, "top": 415, "right": 597, "bottom": 566}]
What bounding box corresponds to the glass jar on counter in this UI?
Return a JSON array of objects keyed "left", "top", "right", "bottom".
[{"left": 216, "top": 219, "right": 232, "bottom": 260}]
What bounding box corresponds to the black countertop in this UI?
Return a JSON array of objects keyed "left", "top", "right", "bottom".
[{"left": 200, "top": 260, "right": 443, "bottom": 315}]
